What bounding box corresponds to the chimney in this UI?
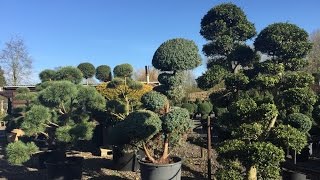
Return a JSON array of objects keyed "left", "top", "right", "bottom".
[{"left": 145, "top": 66, "right": 150, "bottom": 84}]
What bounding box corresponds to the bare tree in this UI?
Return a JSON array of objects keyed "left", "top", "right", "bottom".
[
  {"left": 0, "top": 37, "right": 32, "bottom": 85},
  {"left": 305, "top": 29, "right": 320, "bottom": 73},
  {"left": 133, "top": 66, "right": 159, "bottom": 82}
]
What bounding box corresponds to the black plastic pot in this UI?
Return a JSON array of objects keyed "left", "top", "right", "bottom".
[
  {"left": 112, "top": 147, "right": 143, "bottom": 171},
  {"left": 290, "top": 172, "right": 307, "bottom": 180},
  {"left": 45, "top": 156, "right": 83, "bottom": 180},
  {"left": 138, "top": 157, "right": 182, "bottom": 180}
]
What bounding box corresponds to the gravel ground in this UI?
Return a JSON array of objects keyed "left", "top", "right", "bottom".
[{"left": 0, "top": 133, "right": 217, "bottom": 180}]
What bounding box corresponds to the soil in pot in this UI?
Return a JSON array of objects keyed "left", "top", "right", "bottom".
[
  {"left": 138, "top": 156, "right": 182, "bottom": 180},
  {"left": 45, "top": 156, "right": 83, "bottom": 180}
]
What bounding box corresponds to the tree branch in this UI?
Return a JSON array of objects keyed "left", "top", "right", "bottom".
[{"left": 143, "top": 143, "right": 156, "bottom": 163}]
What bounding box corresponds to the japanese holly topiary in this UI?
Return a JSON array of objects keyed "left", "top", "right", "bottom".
[
  {"left": 110, "top": 91, "right": 193, "bottom": 164},
  {"left": 152, "top": 38, "right": 201, "bottom": 104},
  {"left": 199, "top": 3, "right": 314, "bottom": 179}
]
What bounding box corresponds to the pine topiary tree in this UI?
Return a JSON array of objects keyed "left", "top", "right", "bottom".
[
  {"left": 96, "top": 65, "right": 112, "bottom": 82},
  {"left": 77, "top": 62, "right": 95, "bottom": 85}
]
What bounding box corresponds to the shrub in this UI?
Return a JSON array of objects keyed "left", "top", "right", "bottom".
[
  {"left": 96, "top": 65, "right": 112, "bottom": 82},
  {"left": 55, "top": 66, "right": 83, "bottom": 84},
  {"left": 113, "top": 63, "right": 133, "bottom": 78}
]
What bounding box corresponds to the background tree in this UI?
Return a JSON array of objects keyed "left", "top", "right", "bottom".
[
  {"left": 96, "top": 65, "right": 112, "bottom": 82},
  {"left": 113, "top": 63, "right": 133, "bottom": 78},
  {"left": 0, "top": 36, "right": 32, "bottom": 85},
  {"left": 133, "top": 66, "right": 159, "bottom": 82},
  {"left": 0, "top": 66, "right": 6, "bottom": 86},
  {"left": 152, "top": 38, "right": 202, "bottom": 104},
  {"left": 77, "top": 62, "right": 95, "bottom": 85},
  {"left": 197, "top": 3, "right": 257, "bottom": 90},
  {"left": 304, "top": 29, "right": 320, "bottom": 73}
]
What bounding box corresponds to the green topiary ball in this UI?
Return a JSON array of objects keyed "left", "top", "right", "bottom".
[
  {"left": 141, "top": 91, "right": 168, "bottom": 112},
  {"left": 284, "top": 113, "right": 312, "bottom": 133}
]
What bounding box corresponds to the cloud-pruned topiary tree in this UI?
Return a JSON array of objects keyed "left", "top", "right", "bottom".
[
  {"left": 6, "top": 71, "right": 105, "bottom": 165},
  {"left": 152, "top": 38, "right": 202, "bottom": 104},
  {"left": 96, "top": 65, "right": 112, "bottom": 82},
  {"left": 109, "top": 90, "right": 193, "bottom": 164},
  {"left": 77, "top": 62, "right": 96, "bottom": 85},
  {"left": 200, "top": 3, "right": 314, "bottom": 179},
  {"left": 197, "top": 3, "right": 257, "bottom": 90}
]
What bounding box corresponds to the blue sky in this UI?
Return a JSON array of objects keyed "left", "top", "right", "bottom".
[{"left": 1, "top": 0, "right": 320, "bottom": 83}]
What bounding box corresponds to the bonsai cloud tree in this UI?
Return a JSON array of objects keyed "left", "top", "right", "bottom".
[
  {"left": 39, "top": 69, "right": 56, "bottom": 82},
  {"left": 196, "top": 3, "right": 257, "bottom": 90},
  {"left": 198, "top": 3, "right": 314, "bottom": 180},
  {"left": 95, "top": 65, "right": 112, "bottom": 82},
  {"left": 152, "top": 38, "right": 202, "bottom": 104},
  {"left": 6, "top": 66, "right": 105, "bottom": 165},
  {"left": 109, "top": 90, "right": 193, "bottom": 164},
  {"left": 77, "top": 62, "right": 96, "bottom": 85}
]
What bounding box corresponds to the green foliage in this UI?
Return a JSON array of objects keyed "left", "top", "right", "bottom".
[
  {"left": 232, "top": 123, "right": 263, "bottom": 141},
  {"left": 284, "top": 113, "right": 312, "bottom": 133},
  {"left": 271, "top": 124, "right": 308, "bottom": 153},
  {"left": 38, "top": 81, "right": 78, "bottom": 108},
  {"left": 55, "top": 120, "right": 95, "bottom": 143},
  {"left": 6, "top": 141, "right": 39, "bottom": 165},
  {"left": 215, "top": 160, "right": 244, "bottom": 180},
  {"left": 196, "top": 65, "right": 228, "bottom": 90},
  {"left": 55, "top": 66, "right": 83, "bottom": 84},
  {"left": 281, "top": 71, "right": 314, "bottom": 89},
  {"left": 95, "top": 65, "right": 112, "bottom": 82},
  {"left": 200, "top": 3, "right": 256, "bottom": 57},
  {"left": 229, "top": 98, "right": 257, "bottom": 120},
  {"left": 109, "top": 110, "right": 162, "bottom": 146},
  {"left": 181, "top": 103, "right": 196, "bottom": 115},
  {"left": 77, "top": 85, "right": 105, "bottom": 111},
  {"left": 280, "top": 87, "right": 317, "bottom": 115},
  {"left": 77, "top": 62, "right": 95, "bottom": 79},
  {"left": 141, "top": 91, "right": 168, "bottom": 112},
  {"left": 225, "top": 73, "right": 249, "bottom": 91},
  {"left": 15, "top": 87, "right": 37, "bottom": 106},
  {"left": 254, "top": 60, "right": 284, "bottom": 75},
  {"left": 197, "top": 101, "right": 213, "bottom": 117},
  {"left": 21, "top": 105, "right": 51, "bottom": 136},
  {"left": 217, "top": 139, "right": 246, "bottom": 159},
  {"left": 200, "top": 3, "right": 256, "bottom": 47},
  {"left": 254, "top": 22, "right": 312, "bottom": 60},
  {"left": 162, "top": 107, "right": 192, "bottom": 135},
  {"left": 152, "top": 38, "right": 202, "bottom": 71},
  {"left": 254, "top": 103, "right": 278, "bottom": 123},
  {"left": 39, "top": 69, "right": 56, "bottom": 82},
  {"left": 249, "top": 142, "right": 285, "bottom": 179},
  {"left": 158, "top": 72, "right": 184, "bottom": 86},
  {"left": 113, "top": 63, "right": 133, "bottom": 78}
]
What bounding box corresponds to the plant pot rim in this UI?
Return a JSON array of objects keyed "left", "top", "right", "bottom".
[
  {"left": 138, "top": 156, "right": 182, "bottom": 167},
  {"left": 44, "top": 156, "right": 83, "bottom": 165}
]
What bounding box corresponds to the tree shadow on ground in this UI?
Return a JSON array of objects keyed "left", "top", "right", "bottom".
[
  {"left": 181, "top": 163, "right": 207, "bottom": 180},
  {"left": 0, "top": 158, "right": 47, "bottom": 180}
]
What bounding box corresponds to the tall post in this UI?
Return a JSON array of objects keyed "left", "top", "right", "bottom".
[
  {"left": 145, "top": 66, "right": 150, "bottom": 84},
  {"left": 207, "top": 115, "right": 212, "bottom": 179}
]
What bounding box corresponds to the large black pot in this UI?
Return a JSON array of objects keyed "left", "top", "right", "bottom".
[
  {"left": 138, "top": 157, "right": 182, "bottom": 180},
  {"left": 45, "top": 156, "right": 83, "bottom": 180},
  {"left": 112, "top": 147, "right": 143, "bottom": 171}
]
